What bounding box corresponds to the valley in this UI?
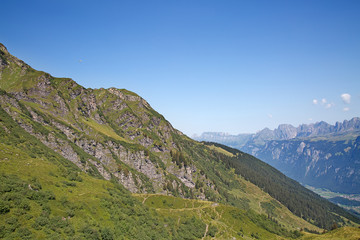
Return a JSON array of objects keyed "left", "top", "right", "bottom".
[
  {"left": 195, "top": 121, "right": 360, "bottom": 195},
  {"left": 1, "top": 43, "right": 360, "bottom": 239},
  {"left": 306, "top": 185, "right": 360, "bottom": 218}
]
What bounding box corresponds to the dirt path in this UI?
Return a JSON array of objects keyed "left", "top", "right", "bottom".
[
  {"left": 142, "top": 195, "right": 150, "bottom": 204},
  {"left": 258, "top": 195, "right": 265, "bottom": 212},
  {"left": 202, "top": 224, "right": 208, "bottom": 240},
  {"left": 155, "top": 204, "right": 211, "bottom": 212}
]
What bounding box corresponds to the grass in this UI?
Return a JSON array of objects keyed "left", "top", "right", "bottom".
[
  {"left": 0, "top": 62, "right": 48, "bottom": 93},
  {"left": 135, "top": 194, "right": 290, "bottom": 239},
  {"left": 0, "top": 142, "right": 172, "bottom": 239},
  {"left": 301, "top": 227, "right": 360, "bottom": 240},
  {"left": 228, "top": 174, "right": 322, "bottom": 233},
  {"left": 0, "top": 137, "right": 310, "bottom": 239},
  {"left": 135, "top": 194, "right": 360, "bottom": 239},
  {"left": 206, "top": 144, "right": 234, "bottom": 157},
  {"left": 80, "top": 118, "right": 128, "bottom": 142},
  {"left": 0, "top": 143, "right": 114, "bottom": 239}
]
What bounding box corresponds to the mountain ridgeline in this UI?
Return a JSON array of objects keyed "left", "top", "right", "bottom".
[
  {"left": 194, "top": 119, "right": 360, "bottom": 194},
  {"left": 0, "top": 43, "right": 359, "bottom": 239}
]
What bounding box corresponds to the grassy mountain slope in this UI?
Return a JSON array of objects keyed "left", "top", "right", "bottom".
[
  {"left": 302, "top": 227, "right": 360, "bottom": 240},
  {"left": 0, "top": 101, "right": 314, "bottom": 239},
  {"left": 0, "top": 145, "right": 357, "bottom": 240},
  {"left": 201, "top": 142, "right": 360, "bottom": 226},
  {"left": 1, "top": 43, "right": 359, "bottom": 238},
  {"left": 0, "top": 125, "right": 297, "bottom": 240}
]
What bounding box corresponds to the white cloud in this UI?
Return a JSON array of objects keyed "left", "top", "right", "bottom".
[
  {"left": 313, "top": 97, "right": 336, "bottom": 109},
  {"left": 268, "top": 114, "right": 273, "bottom": 119},
  {"left": 343, "top": 107, "right": 350, "bottom": 112},
  {"left": 341, "top": 93, "right": 351, "bottom": 104},
  {"left": 308, "top": 118, "right": 313, "bottom": 121},
  {"left": 325, "top": 103, "right": 334, "bottom": 109}
]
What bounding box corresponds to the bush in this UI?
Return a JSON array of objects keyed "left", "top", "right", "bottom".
[
  {"left": 5, "top": 216, "right": 20, "bottom": 232},
  {"left": 67, "top": 172, "right": 82, "bottom": 182},
  {"left": 207, "top": 224, "right": 218, "bottom": 237},
  {"left": 0, "top": 200, "right": 10, "bottom": 214},
  {"left": 41, "top": 205, "right": 51, "bottom": 217},
  {"left": 64, "top": 225, "right": 75, "bottom": 236},
  {"left": 35, "top": 216, "right": 50, "bottom": 227},
  {"left": 16, "top": 227, "right": 32, "bottom": 239},
  {"left": 81, "top": 224, "right": 101, "bottom": 240},
  {"left": 49, "top": 216, "right": 68, "bottom": 230},
  {"left": 0, "top": 225, "right": 5, "bottom": 238},
  {"left": 101, "top": 227, "right": 114, "bottom": 240},
  {"left": 62, "top": 181, "right": 76, "bottom": 187},
  {"left": 176, "top": 217, "right": 206, "bottom": 239},
  {"left": 66, "top": 209, "right": 75, "bottom": 217},
  {"left": 19, "top": 201, "right": 31, "bottom": 211}
]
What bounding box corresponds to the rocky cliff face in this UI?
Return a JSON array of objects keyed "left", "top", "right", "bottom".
[
  {"left": 250, "top": 118, "right": 360, "bottom": 142},
  {"left": 242, "top": 120, "right": 360, "bottom": 193},
  {"left": 195, "top": 119, "right": 360, "bottom": 194},
  {"left": 274, "top": 124, "right": 297, "bottom": 139},
  {"left": 249, "top": 136, "right": 360, "bottom": 193}
]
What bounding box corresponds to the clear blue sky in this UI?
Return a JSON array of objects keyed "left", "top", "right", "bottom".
[{"left": 2, "top": 0, "right": 360, "bottom": 136}]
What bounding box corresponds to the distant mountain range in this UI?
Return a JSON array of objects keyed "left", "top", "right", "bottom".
[{"left": 194, "top": 118, "right": 360, "bottom": 194}]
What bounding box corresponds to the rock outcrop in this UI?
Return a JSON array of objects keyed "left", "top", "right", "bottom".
[{"left": 0, "top": 43, "right": 218, "bottom": 198}]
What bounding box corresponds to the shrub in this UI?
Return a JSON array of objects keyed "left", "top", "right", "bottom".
[
  {"left": 81, "top": 224, "right": 100, "bottom": 240},
  {"left": 35, "top": 216, "right": 49, "bottom": 227},
  {"left": 19, "top": 201, "right": 31, "bottom": 211},
  {"left": 101, "top": 227, "right": 114, "bottom": 240},
  {"left": 16, "top": 227, "right": 32, "bottom": 239},
  {"left": 0, "top": 200, "right": 10, "bottom": 214},
  {"left": 207, "top": 224, "right": 218, "bottom": 237}
]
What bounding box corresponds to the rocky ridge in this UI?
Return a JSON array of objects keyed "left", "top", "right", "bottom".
[
  {"left": 0, "top": 43, "right": 207, "bottom": 197},
  {"left": 194, "top": 119, "right": 360, "bottom": 193}
]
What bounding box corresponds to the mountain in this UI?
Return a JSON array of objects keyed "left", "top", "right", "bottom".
[
  {"left": 242, "top": 119, "right": 360, "bottom": 194},
  {"left": 195, "top": 119, "right": 360, "bottom": 215},
  {"left": 0, "top": 43, "right": 359, "bottom": 239},
  {"left": 192, "top": 132, "right": 253, "bottom": 149},
  {"left": 243, "top": 131, "right": 360, "bottom": 193}
]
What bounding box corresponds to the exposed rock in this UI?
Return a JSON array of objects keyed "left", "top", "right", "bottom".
[
  {"left": 113, "top": 171, "right": 139, "bottom": 193},
  {"left": 297, "top": 142, "right": 306, "bottom": 154},
  {"left": 275, "top": 124, "right": 297, "bottom": 139},
  {"left": 0, "top": 44, "right": 223, "bottom": 200},
  {"left": 88, "top": 159, "right": 111, "bottom": 180},
  {"left": 196, "top": 118, "right": 360, "bottom": 193}
]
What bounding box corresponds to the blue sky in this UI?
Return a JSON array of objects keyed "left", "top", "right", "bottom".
[{"left": 2, "top": 0, "right": 360, "bottom": 136}]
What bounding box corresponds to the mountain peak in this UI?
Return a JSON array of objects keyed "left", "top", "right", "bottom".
[
  {"left": 0, "top": 43, "right": 10, "bottom": 70},
  {"left": 0, "top": 43, "right": 9, "bottom": 55},
  {"left": 0, "top": 43, "right": 30, "bottom": 71},
  {"left": 0, "top": 43, "right": 42, "bottom": 92}
]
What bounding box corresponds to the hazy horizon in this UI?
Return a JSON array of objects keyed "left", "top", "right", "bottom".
[{"left": 192, "top": 116, "right": 360, "bottom": 137}]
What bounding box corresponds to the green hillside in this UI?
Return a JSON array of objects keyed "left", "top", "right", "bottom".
[
  {"left": 301, "top": 227, "right": 360, "bottom": 240},
  {"left": 201, "top": 142, "right": 360, "bottom": 229},
  {"left": 0, "top": 134, "right": 298, "bottom": 239},
  {"left": 1, "top": 43, "right": 359, "bottom": 239}
]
